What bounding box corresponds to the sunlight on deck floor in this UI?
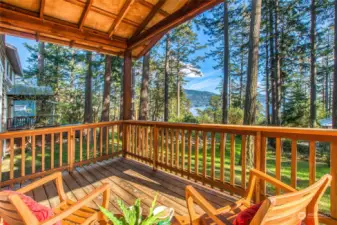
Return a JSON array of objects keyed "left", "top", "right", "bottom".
[{"left": 7, "top": 158, "right": 237, "bottom": 218}]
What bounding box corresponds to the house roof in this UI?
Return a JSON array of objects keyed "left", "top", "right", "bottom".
[
  {"left": 0, "top": 0, "right": 222, "bottom": 58},
  {"left": 7, "top": 84, "right": 54, "bottom": 97},
  {"left": 5, "top": 43, "right": 23, "bottom": 75}
]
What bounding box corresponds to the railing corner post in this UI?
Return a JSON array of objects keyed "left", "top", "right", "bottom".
[
  {"left": 331, "top": 141, "right": 337, "bottom": 219},
  {"left": 254, "top": 131, "right": 262, "bottom": 203},
  {"left": 153, "top": 126, "right": 159, "bottom": 171}
]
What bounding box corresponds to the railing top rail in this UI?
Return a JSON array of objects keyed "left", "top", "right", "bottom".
[
  {"left": 0, "top": 121, "right": 122, "bottom": 139},
  {"left": 123, "top": 120, "right": 337, "bottom": 138}
]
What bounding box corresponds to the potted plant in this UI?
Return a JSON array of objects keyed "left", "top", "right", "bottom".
[{"left": 100, "top": 195, "right": 174, "bottom": 225}]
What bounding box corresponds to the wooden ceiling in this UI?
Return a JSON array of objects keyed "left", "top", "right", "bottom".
[{"left": 0, "top": 0, "right": 223, "bottom": 58}]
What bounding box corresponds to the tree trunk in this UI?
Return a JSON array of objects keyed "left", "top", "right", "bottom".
[
  {"left": 38, "top": 42, "right": 45, "bottom": 85},
  {"left": 101, "top": 55, "right": 112, "bottom": 122},
  {"left": 222, "top": 0, "right": 229, "bottom": 124},
  {"left": 131, "top": 67, "right": 136, "bottom": 119},
  {"left": 274, "top": 0, "right": 281, "bottom": 125},
  {"left": 243, "top": 0, "right": 262, "bottom": 166},
  {"left": 310, "top": 0, "right": 317, "bottom": 128},
  {"left": 139, "top": 52, "right": 150, "bottom": 120},
  {"left": 333, "top": 0, "right": 337, "bottom": 128},
  {"left": 269, "top": 0, "right": 276, "bottom": 126},
  {"left": 84, "top": 51, "right": 93, "bottom": 123},
  {"left": 164, "top": 34, "right": 170, "bottom": 122},
  {"left": 266, "top": 29, "right": 270, "bottom": 125}
]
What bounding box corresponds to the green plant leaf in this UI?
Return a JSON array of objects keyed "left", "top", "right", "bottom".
[
  {"left": 99, "top": 206, "right": 123, "bottom": 225},
  {"left": 148, "top": 193, "right": 158, "bottom": 217}
]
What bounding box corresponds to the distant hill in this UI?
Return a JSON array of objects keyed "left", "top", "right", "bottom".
[{"left": 184, "top": 89, "right": 218, "bottom": 107}]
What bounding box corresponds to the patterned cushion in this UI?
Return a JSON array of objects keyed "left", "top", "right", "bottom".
[{"left": 3, "top": 190, "right": 61, "bottom": 225}]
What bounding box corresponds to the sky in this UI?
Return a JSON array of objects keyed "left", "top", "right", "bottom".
[{"left": 5, "top": 28, "right": 223, "bottom": 95}]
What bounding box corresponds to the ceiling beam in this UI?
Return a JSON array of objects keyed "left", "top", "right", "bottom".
[
  {"left": 0, "top": 7, "right": 127, "bottom": 49},
  {"left": 64, "top": 0, "right": 140, "bottom": 28},
  {"left": 39, "top": 0, "right": 45, "bottom": 19},
  {"left": 136, "top": 32, "right": 165, "bottom": 58},
  {"left": 132, "top": 0, "right": 166, "bottom": 38},
  {"left": 78, "top": 0, "right": 93, "bottom": 29},
  {"left": 108, "top": 0, "right": 135, "bottom": 38},
  {"left": 137, "top": 0, "right": 169, "bottom": 17},
  {"left": 0, "top": 27, "right": 123, "bottom": 56},
  {"left": 128, "top": 0, "right": 223, "bottom": 49}
]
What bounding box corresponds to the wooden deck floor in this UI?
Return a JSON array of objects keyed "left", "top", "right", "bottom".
[{"left": 8, "top": 158, "right": 237, "bottom": 219}]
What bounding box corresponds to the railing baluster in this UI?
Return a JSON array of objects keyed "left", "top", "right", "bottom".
[
  {"left": 195, "top": 131, "right": 199, "bottom": 176},
  {"left": 146, "top": 127, "right": 149, "bottom": 159},
  {"left": 309, "top": 141, "right": 316, "bottom": 185},
  {"left": 79, "top": 130, "right": 82, "bottom": 162},
  {"left": 0, "top": 140, "right": 3, "bottom": 184},
  {"left": 188, "top": 130, "right": 192, "bottom": 175},
  {"left": 275, "top": 137, "right": 281, "bottom": 195},
  {"left": 112, "top": 126, "right": 115, "bottom": 153},
  {"left": 93, "top": 128, "right": 97, "bottom": 158},
  {"left": 117, "top": 124, "right": 120, "bottom": 152},
  {"left": 161, "top": 128, "right": 164, "bottom": 164},
  {"left": 211, "top": 132, "right": 215, "bottom": 181},
  {"left": 165, "top": 128, "right": 169, "bottom": 166},
  {"left": 10, "top": 138, "right": 14, "bottom": 181},
  {"left": 291, "top": 139, "right": 297, "bottom": 188},
  {"left": 106, "top": 126, "right": 109, "bottom": 155},
  {"left": 100, "top": 127, "right": 103, "bottom": 157},
  {"left": 149, "top": 127, "right": 153, "bottom": 159},
  {"left": 176, "top": 129, "right": 179, "bottom": 169},
  {"left": 202, "top": 131, "right": 207, "bottom": 183},
  {"left": 51, "top": 133, "right": 55, "bottom": 169},
  {"left": 241, "top": 135, "right": 246, "bottom": 189},
  {"left": 32, "top": 135, "right": 36, "bottom": 173},
  {"left": 230, "top": 134, "right": 235, "bottom": 186},
  {"left": 153, "top": 126, "right": 158, "bottom": 171},
  {"left": 182, "top": 129, "right": 185, "bottom": 171},
  {"left": 21, "top": 137, "right": 25, "bottom": 177},
  {"left": 170, "top": 129, "right": 174, "bottom": 168},
  {"left": 59, "top": 133, "right": 63, "bottom": 166},
  {"left": 220, "top": 133, "right": 225, "bottom": 183},
  {"left": 42, "top": 134, "right": 45, "bottom": 172},
  {"left": 86, "top": 128, "right": 90, "bottom": 160}
]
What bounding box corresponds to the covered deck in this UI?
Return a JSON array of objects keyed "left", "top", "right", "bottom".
[{"left": 7, "top": 158, "right": 233, "bottom": 220}]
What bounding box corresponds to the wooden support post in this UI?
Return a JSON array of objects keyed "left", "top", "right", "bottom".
[
  {"left": 254, "top": 132, "right": 261, "bottom": 203},
  {"left": 122, "top": 50, "right": 132, "bottom": 157},
  {"left": 331, "top": 141, "right": 337, "bottom": 219},
  {"left": 153, "top": 126, "right": 158, "bottom": 171}
]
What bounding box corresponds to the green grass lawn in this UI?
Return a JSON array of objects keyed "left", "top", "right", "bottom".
[{"left": 2, "top": 134, "right": 331, "bottom": 214}]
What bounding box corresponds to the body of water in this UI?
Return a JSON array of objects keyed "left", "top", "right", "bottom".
[{"left": 190, "top": 106, "right": 207, "bottom": 116}]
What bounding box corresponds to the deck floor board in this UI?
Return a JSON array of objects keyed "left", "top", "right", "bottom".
[{"left": 12, "top": 158, "right": 235, "bottom": 219}]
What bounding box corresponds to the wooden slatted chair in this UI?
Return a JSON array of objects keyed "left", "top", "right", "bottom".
[
  {"left": 0, "top": 172, "right": 110, "bottom": 225},
  {"left": 184, "top": 169, "right": 331, "bottom": 225}
]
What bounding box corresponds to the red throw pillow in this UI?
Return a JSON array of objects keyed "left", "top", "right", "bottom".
[
  {"left": 232, "top": 203, "right": 303, "bottom": 225},
  {"left": 2, "top": 190, "right": 61, "bottom": 225},
  {"left": 232, "top": 203, "right": 262, "bottom": 225}
]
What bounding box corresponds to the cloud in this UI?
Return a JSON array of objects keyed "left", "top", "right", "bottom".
[
  {"left": 184, "top": 77, "right": 222, "bottom": 94},
  {"left": 180, "top": 63, "right": 203, "bottom": 78}
]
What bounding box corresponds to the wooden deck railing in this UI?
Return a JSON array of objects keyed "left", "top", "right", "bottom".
[
  {"left": 1, "top": 120, "right": 337, "bottom": 224},
  {"left": 0, "top": 121, "right": 123, "bottom": 187},
  {"left": 123, "top": 120, "right": 337, "bottom": 224}
]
